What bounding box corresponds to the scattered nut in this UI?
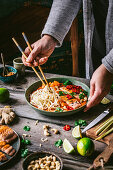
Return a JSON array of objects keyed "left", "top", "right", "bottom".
[
  {"left": 35, "top": 120, "right": 39, "bottom": 125},
  {"left": 51, "top": 128, "right": 59, "bottom": 134},
  {"left": 39, "top": 143, "right": 42, "bottom": 147},
  {"left": 44, "top": 129, "right": 50, "bottom": 136},
  {"left": 43, "top": 125, "right": 50, "bottom": 130},
  {"left": 41, "top": 138, "right": 48, "bottom": 142}
]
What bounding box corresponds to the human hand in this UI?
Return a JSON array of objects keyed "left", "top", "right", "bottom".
[
  {"left": 22, "top": 35, "right": 57, "bottom": 67},
  {"left": 84, "top": 64, "right": 113, "bottom": 112}
]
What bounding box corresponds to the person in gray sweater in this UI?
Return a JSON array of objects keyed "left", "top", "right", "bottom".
[{"left": 22, "top": 0, "right": 113, "bottom": 111}]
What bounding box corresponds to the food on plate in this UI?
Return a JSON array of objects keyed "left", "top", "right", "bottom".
[
  {"left": 0, "top": 152, "right": 7, "bottom": 161},
  {"left": 30, "top": 80, "right": 88, "bottom": 112},
  {"left": 77, "top": 137, "right": 94, "bottom": 156},
  {"left": 4, "top": 72, "right": 15, "bottom": 77},
  {"left": 0, "top": 88, "right": 10, "bottom": 103},
  {"left": 0, "top": 125, "right": 17, "bottom": 143},
  {"left": 0, "top": 125, "right": 18, "bottom": 162},
  {"left": 0, "top": 141, "right": 15, "bottom": 156},
  {"left": 0, "top": 106, "right": 16, "bottom": 125},
  {"left": 63, "top": 138, "right": 75, "bottom": 154},
  {"left": 27, "top": 155, "right": 60, "bottom": 170}
]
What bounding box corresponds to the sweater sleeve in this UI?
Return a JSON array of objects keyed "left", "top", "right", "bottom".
[
  {"left": 102, "top": 49, "right": 113, "bottom": 74},
  {"left": 41, "top": 0, "right": 82, "bottom": 46}
]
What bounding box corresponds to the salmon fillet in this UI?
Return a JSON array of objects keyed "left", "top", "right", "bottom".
[
  {"left": 0, "top": 152, "right": 7, "bottom": 161},
  {"left": 0, "top": 141, "right": 15, "bottom": 156},
  {"left": 0, "top": 125, "right": 17, "bottom": 143}
]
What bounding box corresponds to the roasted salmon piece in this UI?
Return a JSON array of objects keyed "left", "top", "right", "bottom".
[
  {"left": 1, "top": 144, "right": 15, "bottom": 156},
  {"left": 0, "top": 125, "right": 17, "bottom": 143},
  {"left": 0, "top": 141, "right": 15, "bottom": 156},
  {"left": 0, "top": 152, "right": 7, "bottom": 161}
]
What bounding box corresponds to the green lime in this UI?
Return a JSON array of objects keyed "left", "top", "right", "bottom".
[
  {"left": 101, "top": 97, "right": 110, "bottom": 104},
  {"left": 63, "top": 138, "right": 75, "bottom": 153},
  {"left": 0, "top": 88, "right": 10, "bottom": 103},
  {"left": 77, "top": 137, "right": 94, "bottom": 156},
  {"left": 72, "top": 125, "right": 82, "bottom": 139}
]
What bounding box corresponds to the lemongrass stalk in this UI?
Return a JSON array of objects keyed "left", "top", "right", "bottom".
[
  {"left": 99, "top": 120, "right": 113, "bottom": 135},
  {"left": 95, "top": 127, "right": 113, "bottom": 141},
  {"left": 94, "top": 116, "right": 113, "bottom": 132},
  {"left": 96, "top": 116, "right": 113, "bottom": 135}
]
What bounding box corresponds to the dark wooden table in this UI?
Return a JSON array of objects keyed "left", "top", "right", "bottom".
[{"left": 0, "top": 70, "right": 113, "bottom": 170}]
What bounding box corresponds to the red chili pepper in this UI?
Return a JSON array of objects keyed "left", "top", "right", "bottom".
[
  {"left": 63, "top": 125, "right": 71, "bottom": 131},
  {"left": 66, "top": 94, "right": 72, "bottom": 99},
  {"left": 72, "top": 88, "right": 77, "bottom": 93},
  {"left": 66, "top": 105, "right": 74, "bottom": 110},
  {"left": 66, "top": 85, "right": 73, "bottom": 89}
]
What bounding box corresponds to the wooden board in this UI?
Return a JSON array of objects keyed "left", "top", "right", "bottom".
[{"left": 86, "top": 112, "right": 113, "bottom": 145}]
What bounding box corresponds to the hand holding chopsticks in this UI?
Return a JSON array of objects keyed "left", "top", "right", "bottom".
[
  {"left": 22, "top": 32, "right": 50, "bottom": 88},
  {"left": 12, "top": 33, "right": 51, "bottom": 90}
]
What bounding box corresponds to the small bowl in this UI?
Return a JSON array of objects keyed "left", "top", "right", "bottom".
[
  {"left": 0, "top": 66, "right": 17, "bottom": 83},
  {"left": 22, "top": 151, "right": 63, "bottom": 170}
]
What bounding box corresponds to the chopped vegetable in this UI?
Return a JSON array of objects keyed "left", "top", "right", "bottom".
[
  {"left": 66, "top": 106, "right": 74, "bottom": 110},
  {"left": 66, "top": 94, "right": 73, "bottom": 99},
  {"left": 23, "top": 126, "right": 30, "bottom": 131},
  {"left": 79, "top": 93, "right": 85, "bottom": 99},
  {"left": 83, "top": 90, "right": 88, "bottom": 95},
  {"left": 59, "top": 91, "right": 64, "bottom": 96},
  {"left": 70, "top": 92, "right": 76, "bottom": 97},
  {"left": 55, "top": 107, "right": 63, "bottom": 112},
  {"left": 63, "top": 125, "right": 71, "bottom": 131},
  {"left": 55, "top": 139, "right": 63, "bottom": 147},
  {"left": 63, "top": 80, "right": 72, "bottom": 86}
]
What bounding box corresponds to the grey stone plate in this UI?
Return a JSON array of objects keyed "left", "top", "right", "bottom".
[{"left": 0, "top": 130, "right": 20, "bottom": 166}]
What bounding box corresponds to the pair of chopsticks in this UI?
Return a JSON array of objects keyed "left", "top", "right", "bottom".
[{"left": 12, "top": 32, "right": 50, "bottom": 90}]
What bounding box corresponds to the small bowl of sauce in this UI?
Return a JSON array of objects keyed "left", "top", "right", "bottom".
[{"left": 0, "top": 66, "right": 17, "bottom": 83}]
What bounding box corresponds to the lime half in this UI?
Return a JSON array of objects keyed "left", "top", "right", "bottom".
[
  {"left": 101, "top": 97, "right": 110, "bottom": 104},
  {"left": 72, "top": 125, "right": 82, "bottom": 139},
  {"left": 63, "top": 138, "right": 75, "bottom": 153}
]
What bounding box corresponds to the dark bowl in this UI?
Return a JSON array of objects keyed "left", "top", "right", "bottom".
[
  {"left": 25, "top": 77, "right": 90, "bottom": 116},
  {"left": 0, "top": 66, "right": 17, "bottom": 83},
  {"left": 22, "top": 151, "right": 63, "bottom": 170}
]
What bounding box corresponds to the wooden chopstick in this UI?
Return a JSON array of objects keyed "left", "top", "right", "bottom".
[
  {"left": 22, "top": 32, "right": 50, "bottom": 89},
  {"left": 12, "top": 37, "right": 45, "bottom": 85}
]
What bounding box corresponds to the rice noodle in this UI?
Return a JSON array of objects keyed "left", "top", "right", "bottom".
[{"left": 30, "top": 85, "right": 60, "bottom": 111}]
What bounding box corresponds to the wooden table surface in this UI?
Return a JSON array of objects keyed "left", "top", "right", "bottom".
[{"left": 0, "top": 70, "right": 113, "bottom": 170}]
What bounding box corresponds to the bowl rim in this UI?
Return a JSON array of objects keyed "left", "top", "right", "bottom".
[
  {"left": 25, "top": 77, "right": 90, "bottom": 116},
  {"left": 22, "top": 151, "right": 63, "bottom": 170},
  {"left": 13, "top": 57, "right": 23, "bottom": 65}
]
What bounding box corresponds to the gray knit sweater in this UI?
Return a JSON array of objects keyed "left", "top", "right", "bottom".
[{"left": 42, "top": 0, "right": 113, "bottom": 79}]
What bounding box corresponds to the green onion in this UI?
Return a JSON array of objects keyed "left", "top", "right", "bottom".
[
  {"left": 55, "top": 107, "right": 63, "bottom": 112},
  {"left": 63, "top": 80, "right": 72, "bottom": 86},
  {"left": 59, "top": 91, "right": 64, "bottom": 96},
  {"left": 83, "top": 90, "right": 88, "bottom": 95},
  {"left": 79, "top": 93, "right": 85, "bottom": 99}
]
